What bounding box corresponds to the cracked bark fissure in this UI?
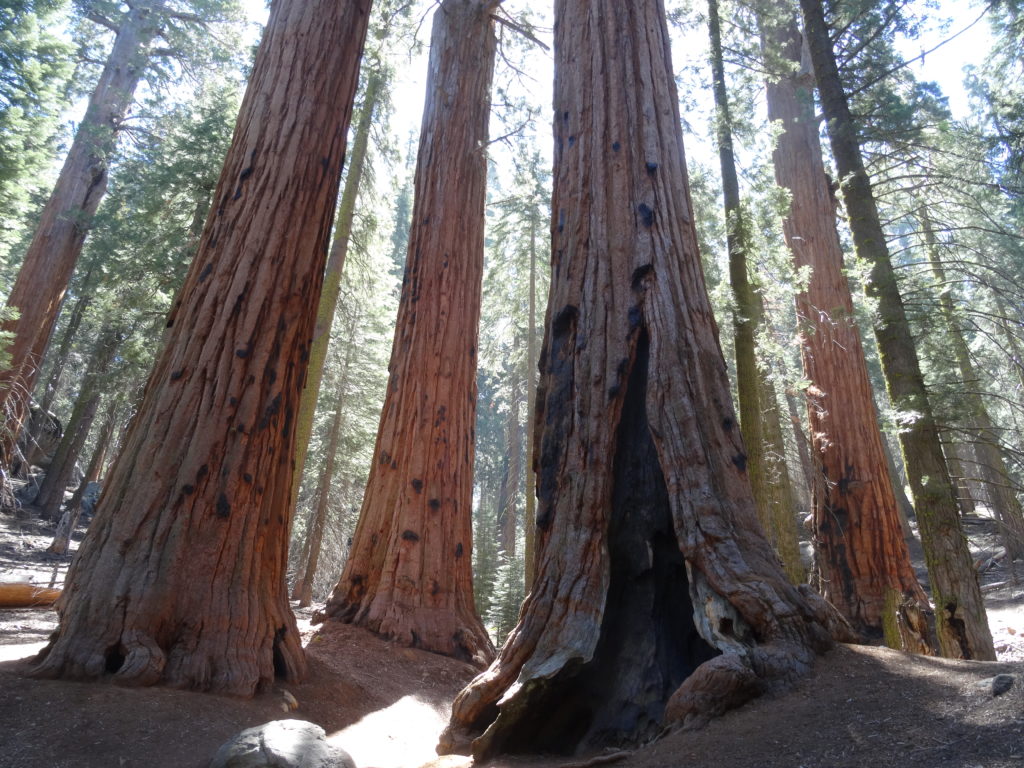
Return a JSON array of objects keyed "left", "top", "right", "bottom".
[
  {"left": 438, "top": 1, "right": 847, "bottom": 760},
  {"left": 315, "top": 0, "right": 497, "bottom": 664},
  {"left": 798, "top": 0, "right": 994, "bottom": 660},
  {"left": 32, "top": 0, "right": 373, "bottom": 694},
  {"left": 758, "top": 1, "right": 929, "bottom": 646}
]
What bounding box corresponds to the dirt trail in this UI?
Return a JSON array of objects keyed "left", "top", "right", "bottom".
[{"left": 0, "top": 513, "right": 1022, "bottom": 768}]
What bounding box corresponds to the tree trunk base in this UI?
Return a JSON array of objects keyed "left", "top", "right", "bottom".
[{"left": 314, "top": 602, "right": 494, "bottom": 667}]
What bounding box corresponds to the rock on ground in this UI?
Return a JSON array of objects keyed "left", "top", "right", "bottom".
[{"left": 210, "top": 719, "right": 355, "bottom": 768}]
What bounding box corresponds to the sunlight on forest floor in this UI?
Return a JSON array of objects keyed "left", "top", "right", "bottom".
[
  {"left": 328, "top": 694, "right": 457, "bottom": 768},
  {"left": 0, "top": 640, "right": 45, "bottom": 663}
]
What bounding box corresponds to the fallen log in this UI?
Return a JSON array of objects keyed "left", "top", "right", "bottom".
[{"left": 0, "top": 582, "right": 61, "bottom": 607}]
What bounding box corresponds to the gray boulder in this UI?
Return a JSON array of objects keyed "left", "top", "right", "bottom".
[{"left": 210, "top": 720, "right": 355, "bottom": 768}]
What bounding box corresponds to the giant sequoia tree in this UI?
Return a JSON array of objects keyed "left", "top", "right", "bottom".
[
  {"left": 314, "top": 0, "right": 497, "bottom": 663},
  {"left": 438, "top": 0, "right": 847, "bottom": 760},
  {"left": 757, "top": 1, "right": 929, "bottom": 647},
  {"left": 798, "top": 0, "right": 994, "bottom": 661},
  {"left": 33, "top": 0, "right": 372, "bottom": 694}
]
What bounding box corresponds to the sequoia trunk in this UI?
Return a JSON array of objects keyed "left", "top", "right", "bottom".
[
  {"left": 799, "top": 0, "right": 994, "bottom": 660},
  {"left": 0, "top": 4, "right": 158, "bottom": 469},
  {"left": 315, "top": 0, "right": 497, "bottom": 663},
  {"left": 760, "top": 3, "right": 929, "bottom": 646},
  {"left": 33, "top": 0, "right": 372, "bottom": 694},
  {"left": 439, "top": 1, "right": 847, "bottom": 759}
]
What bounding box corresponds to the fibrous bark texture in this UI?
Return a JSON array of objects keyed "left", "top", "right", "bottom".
[
  {"left": 708, "top": 0, "right": 801, "bottom": 582},
  {"left": 0, "top": 4, "right": 157, "bottom": 469},
  {"left": 799, "top": 0, "right": 994, "bottom": 660},
  {"left": 315, "top": 0, "right": 497, "bottom": 664},
  {"left": 760, "top": 4, "right": 929, "bottom": 645},
  {"left": 438, "top": 1, "right": 844, "bottom": 760},
  {"left": 33, "top": 0, "right": 372, "bottom": 694}
]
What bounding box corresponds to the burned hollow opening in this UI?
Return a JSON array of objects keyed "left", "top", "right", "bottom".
[{"left": 496, "top": 329, "right": 718, "bottom": 756}]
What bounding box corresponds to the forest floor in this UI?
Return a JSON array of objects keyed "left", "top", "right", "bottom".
[{"left": 0, "top": 512, "right": 1022, "bottom": 768}]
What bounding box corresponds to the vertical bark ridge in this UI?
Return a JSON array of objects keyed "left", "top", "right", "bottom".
[
  {"left": 315, "top": 0, "right": 498, "bottom": 664},
  {"left": 439, "top": 2, "right": 845, "bottom": 760},
  {"left": 33, "top": 0, "right": 372, "bottom": 695},
  {"left": 758, "top": 3, "right": 930, "bottom": 645},
  {"left": 798, "top": 0, "right": 994, "bottom": 660}
]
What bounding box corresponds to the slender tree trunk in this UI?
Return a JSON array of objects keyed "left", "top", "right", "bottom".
[
  {"left": 38, "top": 275, "right": 93, "bottom": 416},
  {"left": 758, "top": 375, "right": 804, "bottom": 581},
  {"left": 33, "top": 0, "right": 373, "bottom": 694},
  {"left": 298, "top": 397, "right": 344, "bottom": 608},
  {"left": 0, "top": 4, "right": 159, "bottom": 469},
  {"left": 785, "top": 387, "right": 815, "bottom": 512},
  {"left": 758, "top": 3, "right": 928, "bottom": 646},
  {"left": 439, "top": 2, "right": 849, "bottom": 759},
  {"left": 922, "top": 211, "right": 1024, "bottom": 556},
  {"left": 316, "top": 0, "right": 498, "bottom": 664},
  {"left": 290, "top": 507, "right": 316, "bottom": 601},
  {"left": 33, "top": 326, "right": 121, "bottom": 520},
  {"left": 297, "top": 333, "right": 357, "bottom": 607},
  {"left": 707, "top": 0, "right": 770, "bottom": 539},
  {"left": 524, "top": 212, "right": 539, "bottom": 592},
  {"left": 799, "top": 0, "right": 994, "bottom": 660},
  {"left": 495, "top": 356, "right": 523, "bottom": 559},
  {"left": 289, "top": 71, "right": 383, "bottom": 518},
  {"left": 48, "top": 398, "right": 119, "bottom": 555},
  {"left": 944, "top": 439, "right": 978, "bottom": 516}
]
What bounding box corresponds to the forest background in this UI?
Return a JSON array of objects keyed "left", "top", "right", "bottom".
[{"left": 1, "top": 0, "right": 1022, "bottom": 652}]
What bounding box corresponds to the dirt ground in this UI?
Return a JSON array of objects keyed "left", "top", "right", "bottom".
[{"left": 0, "top": 513, "right": 1022, "bottom": 768}]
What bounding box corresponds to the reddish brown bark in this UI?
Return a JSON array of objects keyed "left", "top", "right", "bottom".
[
  {"left": 32, "top": 0, "right": 372, "bottom": 694},
  {"left": 438, "top": 1, "right": 847, "bottom": 759},
  {"left": 759, "top": 5, "right": 929, "bottom": 646},
  {"left": 0, "top": 4, "right": 158, "bottom": 469},
  {"left": 315, "top": 0, "right": 497, "bottom": 664},
  {"left": 799, "top": 0, "right": 993, "bottom": 660}
]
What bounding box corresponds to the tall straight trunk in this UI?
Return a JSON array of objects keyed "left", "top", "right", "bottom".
[
  {"left": 706, "top": 0, "right": 770, "bottom": 535},
  {"left": 944, "top": 439, "right": 978, "bottom": 516},
  {"left": 0, "top": 4, "right": 159, "bottom": 469},
  {"left": 757, "top": 375, "right": 804, "bottom": 581},
  {"left": 298, "top": 396, "right": 345, "bottom": 608},
  {"left": 495, "top": 357, "right": 523, "bottom": 559},
  {"left": 33, "top": 0, "right": 373, "bottom": 694},
  {"left": 759, "top": 2, "right": 930, "bottom": 648},
  {"left": 38, "top": 274, "right": 93, "bottom": 416},
  {"left": 33, "top": 326, "right": 121, "bottom": 520},
  {"left": 48, "top": 397, "right": 119, "bottom": 556},
  {"left": 316, "top": 0, "right": 498, "bottom": 664},
  {"left": 289, "top": 71, "right": 383, "bottom": 517},
  {"left": 785, "top": 387, "right": 815, "bottom": 511},
  {"left": 297, "top": 332, "right": 357, "bottom": 607},
  {"left": 799, "top": 0, "right": 994, "bottom": 660},
  {"left": 524, "top": 212, "right": 539, "bottom": 592},
  {"left": 290, "top": 507, "right": 317, "bottom": 601},
  {"left": 922, "top": 211, "right": 1024, "bottom": 556},
  {"left": 440, "top": 1, "right": 849, "bottom": 759}
]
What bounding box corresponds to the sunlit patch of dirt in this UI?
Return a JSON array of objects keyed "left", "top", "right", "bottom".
[{"left": 0, "top": 512, "right": 1022, "bottom": 768}]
